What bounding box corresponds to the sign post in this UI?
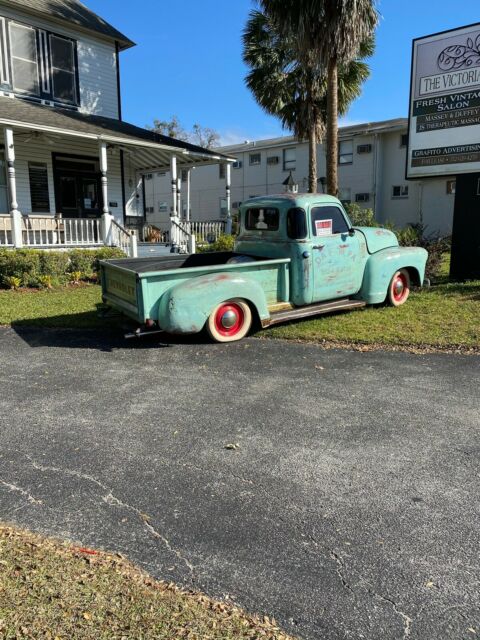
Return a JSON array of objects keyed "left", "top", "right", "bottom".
[{"left": 407, "top": 23, "right": 480, "bottom": 279}]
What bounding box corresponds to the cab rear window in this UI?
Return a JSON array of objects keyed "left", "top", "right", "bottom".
[{"left": 245, "top": 207, "right": 279, "bottom": 231}]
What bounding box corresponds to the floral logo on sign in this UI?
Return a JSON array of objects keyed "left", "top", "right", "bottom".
[{"left": 437, "top": 33, "right": 480, "bottom": 71}]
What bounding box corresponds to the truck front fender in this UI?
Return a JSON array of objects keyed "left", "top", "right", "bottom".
[
  {"left": 357, "top": 246, "right": 428, "bottom": 304},
  {"left": 157, "top": 272, "right": 270, "bottom": 334}
]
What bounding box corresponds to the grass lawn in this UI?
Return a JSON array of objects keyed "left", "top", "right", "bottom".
[
  {"left": 0, "top": 285, "right": 123, "bottom": 330},
  {"left": 0, "top": 276, "right": 479, "bottom": 352},
  {"left": 0, "top": 524, "right": 292, "bottom": 640}
]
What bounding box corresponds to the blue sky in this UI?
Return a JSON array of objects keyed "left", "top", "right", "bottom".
[{"left": 87, "top": 1, "right": 480, "bottom": 144}]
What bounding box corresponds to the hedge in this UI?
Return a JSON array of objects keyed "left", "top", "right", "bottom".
[{"left": 0, "top": 248, "right": 125, "bottom": 289}]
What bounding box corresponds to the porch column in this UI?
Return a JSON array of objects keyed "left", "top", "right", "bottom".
[
  {"left": 177, "top": 175, "right": 182, "bottom": 220},
  {"left": 225, "top": 162, "right": 232, "bottom": 235},
  {"left": 99, "top": 141, "right": 113, "bottom": 246},
  {"left": 170, "top": 155, "right": 178, "bottom": 250},
  {"left": 4, "top": 128, "right": 22, "bottom": 248},
  {"left": 186, "top": 168, "right": 191, "bottom": 222}
]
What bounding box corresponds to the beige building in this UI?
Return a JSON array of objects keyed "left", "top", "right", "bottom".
[{"left": 144, "top": 118, "right": 456, "bottom": 237}]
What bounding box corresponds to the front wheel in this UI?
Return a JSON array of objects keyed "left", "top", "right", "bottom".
[
  {"left": 206, "top": 299, "right": 252, "bottom": 343},
  {"left": 387, "top": 269, "right": 410, "bottom": 307}
]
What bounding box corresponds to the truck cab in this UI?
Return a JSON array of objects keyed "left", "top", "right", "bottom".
[{"left": 235, "top": 194, "right": 405, "bottom": 307}]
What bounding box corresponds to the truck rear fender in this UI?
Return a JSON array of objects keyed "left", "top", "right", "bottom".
[
  {"left": 357, "top": 246, "right": 428, "bottom": 304},
  {"left": 157, "top": 272, "right": 270, "bottom": 334}
]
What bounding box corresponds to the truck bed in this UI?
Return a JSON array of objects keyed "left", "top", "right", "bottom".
[
  {"left": 100, "top": 252, "right": 290, "bottom": 324},
  {"left": 104, "top": 252, "right": 256, "bottom": 275}
]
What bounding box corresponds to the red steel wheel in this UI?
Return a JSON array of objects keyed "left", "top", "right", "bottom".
[
  {"left": 388, "top": 269, "right": 410, "bottom": 307},
  {"left": 207, "top": 299, "right": 252, "bottom": 343}
]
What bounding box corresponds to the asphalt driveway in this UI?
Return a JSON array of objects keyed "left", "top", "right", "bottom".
[{"left": 0, "top": 327, "right": 479, "bottom": 639}]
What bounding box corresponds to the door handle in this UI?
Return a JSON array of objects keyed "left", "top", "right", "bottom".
[{"left": 312, "top": 245, "right": 325, "bottom": 250}]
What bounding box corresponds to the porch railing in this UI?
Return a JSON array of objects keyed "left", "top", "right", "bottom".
[
  {"left": 0, "top": 216, "right": 13, "bottom": 246},
  {"left": 22, "top": 217, "right": 103, "bottom": 247},
  {"left": 0, "top": 214, "right": 138, "bottom": 257},
  {"left": 111, "top": 218, "right": 137, "bottom": 257},
  {"left": 185, "top": 220, "right": 226, "bottom": 243}
]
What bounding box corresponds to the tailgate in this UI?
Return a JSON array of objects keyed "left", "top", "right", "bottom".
[{"left": 101, "top": 263, "right": 140, "bottom": 319}]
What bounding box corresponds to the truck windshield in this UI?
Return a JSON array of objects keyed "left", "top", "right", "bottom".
[{"left": 245, "top": 207, "right": 279, "bottom": 231}]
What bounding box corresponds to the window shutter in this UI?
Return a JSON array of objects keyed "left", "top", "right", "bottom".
[{"left": 29, "top": 163, "right": 50, "bottom": 213}]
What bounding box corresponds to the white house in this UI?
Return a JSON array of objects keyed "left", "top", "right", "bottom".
[
  {"left": 145, "top": 118, "right": 456, "bottom": 237},
  {"left": 0, "top": 0, "right": 233, "bottom": 254}
]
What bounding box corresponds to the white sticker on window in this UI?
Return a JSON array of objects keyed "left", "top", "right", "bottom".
[{"left": 315, "top": 219, "right": 332, "bottom": 236}]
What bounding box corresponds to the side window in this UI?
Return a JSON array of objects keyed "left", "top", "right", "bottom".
[
  {"left": 311, "top": 206, "right": 349, "bottom": 236},
  {"left": 245, "top": 207, "right": 279, "bottom": 231},
  {"left": 287, "top": 208, "right": 307, "bottom": 239}
]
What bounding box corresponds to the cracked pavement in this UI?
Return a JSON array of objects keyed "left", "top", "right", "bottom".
[{"left": 0, "top": 326, "right": 479, "bottom": 639}]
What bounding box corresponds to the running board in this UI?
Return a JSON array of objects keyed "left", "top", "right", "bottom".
[{"left": 265, "top": 299, "right": 366, "bottom": 326}]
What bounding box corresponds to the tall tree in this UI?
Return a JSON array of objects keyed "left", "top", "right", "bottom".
[
  {"left": 259, "top": 0, "right": 378, "bottom": 196},
  {"left": 243, "top": 10, "right": 373, "bottom": 193},
  {"left": 149, "top": 117, "right": 220, "bottom": 149}
]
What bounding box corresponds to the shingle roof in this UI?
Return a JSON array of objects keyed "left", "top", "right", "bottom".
[
  {"left": 1, "top": 0, "right": 135, "bottom": 50},
  {"left": 0, "top": 96, "right": 234, "bottom": 166}
]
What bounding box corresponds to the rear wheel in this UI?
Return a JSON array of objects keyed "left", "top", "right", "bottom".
[
  {"left": 387, "top": 269, "right": 410, "bottom": 306},
  {"left": 206, "top": 299, "right": 252, "bottom": 343}
]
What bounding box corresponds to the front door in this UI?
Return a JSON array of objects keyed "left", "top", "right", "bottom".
[
  {"left": 54, "top": 156, "right": 102, "bottom": 218},
  {"left": 450, "top": 173, "right": 480, "bottom": 280},
  {"left": 310, "top": 204, "right": 364, "bottom": 302}
]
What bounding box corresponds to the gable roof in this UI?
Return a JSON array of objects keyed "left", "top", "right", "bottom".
[
  {"left": 1, "top": 0, "right": 135, "bottom": 50},
  {"left": 0, "top": 96, "right": 235, "bottom": 169}
]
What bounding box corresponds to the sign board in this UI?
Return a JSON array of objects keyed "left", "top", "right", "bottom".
[
  {"left": 315, "top": 219, "right": 333, "bottom": 236},
  {"left": 407, "top": 23, "right": 480, "bottom": 178}
]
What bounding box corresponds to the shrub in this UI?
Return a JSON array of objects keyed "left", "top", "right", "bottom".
[
  {"left": 0, "top": 248, "right": 125, "bottom": 289},
  {"left": 3, "top": 275, "right": 21, "bottom": 289},
  {"left": 345, "top": 203, "right": 378, "bottom": 228},
  {"left": 198, "top": 234, "right": 235, "bottom": 253}
]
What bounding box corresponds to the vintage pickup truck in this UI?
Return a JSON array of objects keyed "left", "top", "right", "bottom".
[{"left": 100, "top": 194, "right": 428, "bottom": 342}]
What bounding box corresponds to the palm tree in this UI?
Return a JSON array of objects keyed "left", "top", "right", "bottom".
[
  {"left": 243, "top": 10, "right": 374, "bottom": 193},
  {"left": 258, "top": 0, "right": 379, "bottom": 196}
]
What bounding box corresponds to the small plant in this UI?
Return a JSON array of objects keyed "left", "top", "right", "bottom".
[
  {"left": 68, "top": 271, "right": 83, "bottom": 284},
  {"left": 38, "top": 275, "right": 53, "bottom": 289},
  {"left": 3, "top": 275, "right": 22, "bottom": 290}
]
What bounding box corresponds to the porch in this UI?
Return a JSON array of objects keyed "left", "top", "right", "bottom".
[{"left": 0, "top": 96, "right": 234, "bottom": 256}]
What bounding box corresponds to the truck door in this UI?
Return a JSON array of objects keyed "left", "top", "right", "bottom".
[{"left": 310, "top": 204, "right": 364, "bottom": 302}]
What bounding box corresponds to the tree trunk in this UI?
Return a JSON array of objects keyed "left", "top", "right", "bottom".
[
  {"left": 308, "top": 123, "right": 317, "bottom": 193},
  {"left": 326, "top": 59, "right": 338, "bottom": 197}
]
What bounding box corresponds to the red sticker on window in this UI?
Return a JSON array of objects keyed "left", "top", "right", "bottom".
[{"left": 315, "top": 219, "right": 332, "bottom": 236}]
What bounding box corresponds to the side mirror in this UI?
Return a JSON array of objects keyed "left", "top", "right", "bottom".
[{"left": 348, "top": 228, "right": 355, "bottom": 237}]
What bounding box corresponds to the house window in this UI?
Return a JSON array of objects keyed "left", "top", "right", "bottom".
[
  {"left": 233, "top": 160, "right": 242, "bottom": 169},
  {"left": 355, "top": 193, "right": 370, "bottom": 203},
  {"left": 283, "top": 148, "right": 296, "bottom": 171},
  {"left": 338, "top": 187, "right": 351, "bottom": 204},
  {"left": 10, "top": 22, "right": 39, "bottom": 95},
  {"left": 28, "top": 162, "right": 50, "bottom": 212},
  {"left": 158, "top": 201, "right": 168, "bottom": 212},
  {"left": 446, "top": 180, "right": 456, "bottom": 195},
  {"left": 392, "top": 185, "right": 409, "bottom": 199},
  {"left": 400, "top": 134, "right": 409, "bottom": 147},
  {"left": 249, "top": 152, "right": 261, "bottom": 166},
  {"left": 339, "top": 140, "right": 353, "bottom": 165},
  {"left": 50, "top": 34, "right": 76, "bottom": 103},
  {"left": 219, "top": 163, "right": 226, "bottom": 179},
  {"left": 220, "top": 197, "right": 227, "bottom": 217},
  {"left": 145, "top": 174, "right": 153, "bottom": 180}
]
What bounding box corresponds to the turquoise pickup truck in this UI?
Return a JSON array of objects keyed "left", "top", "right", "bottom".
[{"left": 100, "top": 194, "right": 428, "bottom": 342}]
